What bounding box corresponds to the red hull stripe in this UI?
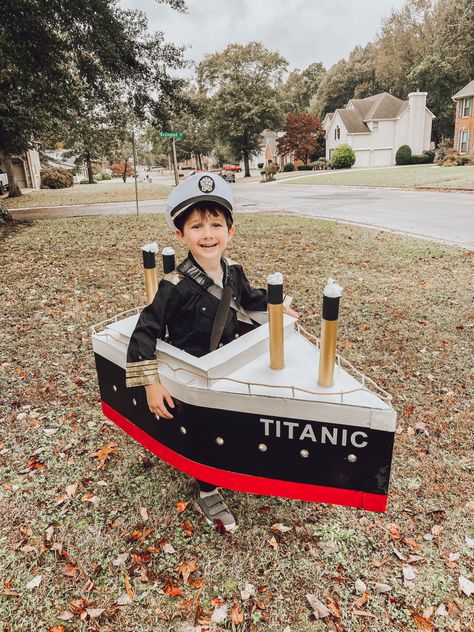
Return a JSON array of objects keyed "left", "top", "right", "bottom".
[{"left": 102, "top": 401, "right": 387, "bottom": 512}]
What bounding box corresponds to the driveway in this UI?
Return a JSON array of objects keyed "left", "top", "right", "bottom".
[{"left": 10, "top": 180, "right": 474, "bottom": 250}]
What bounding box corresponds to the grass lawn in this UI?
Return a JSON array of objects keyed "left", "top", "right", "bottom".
[
  {"left": 286, "top": 164, "right": 474, "bottom": 190},
  {"left": 3, "top": 180, "right": 171, "bottom": 209},
  {"left": 1, "top": 214, "right": 473, "bottom": 631}
]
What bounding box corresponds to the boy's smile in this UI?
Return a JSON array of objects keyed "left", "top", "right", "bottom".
[{"left": 176, "top": 208, "right": 235, "bottom": 272}]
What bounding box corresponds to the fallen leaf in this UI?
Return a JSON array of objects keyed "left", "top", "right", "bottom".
[
  {"left": 188, "top": 576, "right": 203, "bottom": 590},
  {"left": 411, "top": 613, "right": 433, "bottom": 631},
  {"left": 81, "top": 493, "right": 98, "bottom": 504},
  {"left": 139, "top": 506, "right": 148, "bottom": 521},
  {"left": 392, "top": 547, "right": 407, "bottom": 561},
  {"left": 355, "top": 579, "right": 367, "bottom": 593},
  {"left": 91, "top": 442, "right": 118, "bottom": 468},
  {"left": 182, "top": 520, "right": 194, "bottom": 537},
  {"left": 124, "top": 572, "right": 134, "bottom": 599},
  {"left": 177, "top": 500, "right": 190, "bottom": 513},
  {"left": 175, "top": 559, "right": 198, "bottom": 585},
  {"left": 373, "top": 582, "right": 392, "bottom": 593},
  {"left": 458, "top": 575, "right": 474, "bottom": 596},
  {"left": 353, "top": 610, "right": 376, "bottom": 619},
  {"left": 61, "top": 562, "right": 79, "bottom": 578},
  {"left": 306, "top": 594, "right": 331, "bottom": 619},
  {"left": 49, "top": 627, "right": 65, "bottom": 632},
  {"left": 162, "top": 543, "right": 176, "bottom": 555},
  {"left": 465, "top": 535, "right": 474, "bottom": 548},
  {"left": 403, "top": 566, "right": 417, "bottom": 586},
  {"left": 431, "top": 525, "right": 443, "bottom": 536},
  {"left": 268, "top": 536, "right": 278, "bottom": 550},
  {"left": 65, "top": 483, "right": 77, "bottom": 498},
  {"left": 85, "top": 608, "right": 105, "bottom": 619},
  {"left": 45, "top": 526, "right": 54, "bottom": 541},
  {"left": 112, "top": 553, "right": 129, "bottom": 567},
  {"left": 211, "top": 604, "right": 228, "bottom": 623},
  {"left": 241, "top": 582, "right": 256, "bottom": 600},
  {"left": 231, "top": 603, "right": 244, "bottom": 624},
  {"left": 387, "top": 523, "right": 401, "bottom": 539},
  {"left": 57, "top": 611, "right": 74, "bottom": 621},
  {"left": 211, "top": 598, "right": 223, "bottom": 606},
  {"left": 326, "top": 595, "right": 341, "bottom": 618},
  {"left": 271, "top": 523, "right": 292, "bottom": 533},
  {"left": 115, "top": 592, "right": 132, "bottom": 605},
  {"left": 26, "top": 575, "right": 42, "bottom": 589},
  {"left": 434, "top": 603, "right": 448, "bottom": 616},
  {"left": 163, "top": 577, "right": 184, "bottom": 596}
]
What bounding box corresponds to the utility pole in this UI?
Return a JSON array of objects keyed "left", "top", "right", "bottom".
[
  {"left": 172, "top": 137, "right": 179, "bottom": 186},
  {"left": 132, "top": 131, "right": 139, "bottom": 216}
]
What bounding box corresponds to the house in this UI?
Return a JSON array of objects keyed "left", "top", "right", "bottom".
[
  {"left": 452, "top": 80, "right": 474, "bottom": 155},
  {"left": 0, "top": 149, "right": 42, "bottom": 190},
  {"left": 246, "top": 129, "right": 297, "bottom": 170},
  {"left": 323, "top": 91, "right": 435, "bottom": 167}
]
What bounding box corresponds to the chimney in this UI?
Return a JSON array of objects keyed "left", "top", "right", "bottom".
[{"left": 407, "top": 91, "right": 428, "bottom": 154}]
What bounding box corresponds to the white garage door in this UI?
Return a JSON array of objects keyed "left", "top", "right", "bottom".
[
  {"left": 355, "top": 151, "right": 370, "bottom": 167},
  {"left": 372, "top": 149, "right": 393, "bottom": 167}
]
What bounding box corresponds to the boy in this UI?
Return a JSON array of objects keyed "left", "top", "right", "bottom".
[{"left": 126, "top": 173, "right": 296, "bottom": 531}]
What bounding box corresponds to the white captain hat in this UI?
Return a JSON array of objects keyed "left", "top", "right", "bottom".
[{"left": 165, "top": 172, "right": 235, "bottom": 230}]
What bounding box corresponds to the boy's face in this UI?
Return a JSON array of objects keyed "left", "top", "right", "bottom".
[{"left": 176, "top": 208, "right": 235, "bottom": 265}]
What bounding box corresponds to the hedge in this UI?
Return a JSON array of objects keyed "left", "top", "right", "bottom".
[{"left": 40, "top": 166, "right": 74, "bottom": 189}]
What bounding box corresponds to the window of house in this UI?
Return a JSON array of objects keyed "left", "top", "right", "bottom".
[
  {"left": 334, "top": 126, "right": 340, "bottom": 141},
  {"left": 462, "top": 97, "right": 472, "bottom": 117},
  {"left": 459, "top": 130, "right": 469, "bottom": 153}
]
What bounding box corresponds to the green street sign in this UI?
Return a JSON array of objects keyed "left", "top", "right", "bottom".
[{"left": 160, "top": 131, "right": 185, "bottom": 139}]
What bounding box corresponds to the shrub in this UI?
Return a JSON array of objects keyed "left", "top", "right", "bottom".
[
  {"left": 80, "top": 178, "right": 97, "bottom": 184},
  {"left": 297, "top": 164, "right": 314, "bottom": 171},
  {"left": 410, "top": 154, "right": 429, "bottom": 164},
  {"left": 422, "top": 150, "right": 435, "bottom": 163},
  {"left": 40, "top": 166, "right": 74, "bottom": 189},
  {"left": 311, "top": 158, "right": 329, "bottom": 170},
  {"left": 330, "top": 144, "right": 356, "bottom": 169},
  {"left": 110, "top": 162, "right": 134, "bottom": 177},
  {"left": 257, "top": 162, "right": 264, "bottom": 169},
  {"left": 282, "top": 163, "right": 295, "bottom": 172},
  {"left": 395, "top": 145, "right": 412, "bottom": 165},
  {"left": 435, "top": 138, "right": 453, "bottom": 164},
  {"left": 439, "top": 149, "right": 463, "bottom": 167}
]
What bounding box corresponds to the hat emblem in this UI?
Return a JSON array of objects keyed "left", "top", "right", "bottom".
[{"left": 198, "top": 176, "right": 215, "bottom": 193}]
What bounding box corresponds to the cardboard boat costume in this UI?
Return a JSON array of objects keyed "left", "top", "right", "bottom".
[{"left": 92, "top": 174, "right": 397, "bottom": 512}]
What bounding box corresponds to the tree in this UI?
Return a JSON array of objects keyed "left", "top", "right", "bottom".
[
  {"left": 197, "top": 42, "right": 287, "bottom": 177},
  {"left": 0, "top": 0, "right": 187, "bottom": 196},
  {"left": 276, "top": 113, "right": 324, "bottom": 163},
  {"left": 169, "top": 92, "right": 214, "bottom": 169},
  {"left": 278, "top": 63, "right": 326, "bottom": 113},
  {"left": 309, "top": 44, "right": 383, "bottom": 118}
]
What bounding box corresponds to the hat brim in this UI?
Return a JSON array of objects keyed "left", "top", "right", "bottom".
[{"left": 170, "top": 195, "right": 234, "bottom": 226}]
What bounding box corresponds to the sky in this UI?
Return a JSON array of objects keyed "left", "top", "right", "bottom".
[{"left": 121, "top": 0, "right": 408, "bottom": 76}]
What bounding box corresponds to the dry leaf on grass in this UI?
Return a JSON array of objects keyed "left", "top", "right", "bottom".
[
  {"left": 211, "top": 604, "right": 228, "bottom": 623},
  {"left": 306, "top": 594, "right": 331, "bottom": 619},
  {"left": 139, "top": 506, "right": 148, "bottom": 521},
  {"left": 241, "top": 582, "right": 256, "bottom": 600},
  {"left": 268, "top": 536, "right": 278, "bottom": 550},
  {"left": 177, "top": 500, "right": 190, "bottom": 513},
  {"left": 175, "top": 559, "right": 198, "bottom": 585},
  {"left": 91, "top": 442, "right": 118, "bottom": 468},
  {"left": 271, "top": 523, "right": 292, "bottom": 532},
  {"left": 182, "top": 520, "right": 195, "bottom": 537},
  {"left": 57, "top": 611, "right": 74, "bottom": 621},
  {"left": 115, "top": 592, "right": 132, "bottom": 606},
  {"left": 231, "top": 603, "right": 244, "bottom": 624},
  {"left": 26, "top": 575, "right": 42, "bottom": 589},
  {"left": 85, "top": 608, "right": 105, "bottom": 619},
  {"left": 411, "top": 612, "right": 433, "bottom": 631},
  {"left": 458, "top": 575, "right": 474, "bottom": 596}
]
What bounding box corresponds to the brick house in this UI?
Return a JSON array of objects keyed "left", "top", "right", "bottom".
[{"left": 452, "top": 80, "right": 474, "bottom": 155}]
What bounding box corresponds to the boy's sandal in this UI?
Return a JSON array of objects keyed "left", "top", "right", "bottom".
[{"left": 195, "top": 489, "right": 236, "bottom": 532}]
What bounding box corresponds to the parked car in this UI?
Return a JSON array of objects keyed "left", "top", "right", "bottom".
[
  {"left": 220, "top": 170, "right": 235, "bottom": 183},
  {"left": 0, "top": 169, "right": 9, "bottom": 195},
  {"left": 222, "top": 163, "right": 241, "bottom": 172}
]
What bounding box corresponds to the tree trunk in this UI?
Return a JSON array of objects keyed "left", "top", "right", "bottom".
[
  {"left": 196, "top": 153, "right": 202, "bottom": 170},
  {"left": 85, "top": 152, "right": 94, "bottom": 184},
  {"left": 243, "top": 129, "right": 250, "bottom": 177},
  {"left": 0, "top": 148, "right": 22, "bottom": 197},
  {"left": 122, "top": 157, "right": 128, "bottom": 183}
]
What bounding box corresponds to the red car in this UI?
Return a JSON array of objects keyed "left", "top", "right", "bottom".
[{"left": 222, "top": 163, "right": 241, "bottom": 172}]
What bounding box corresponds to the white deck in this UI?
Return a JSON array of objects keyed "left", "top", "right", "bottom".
[{"left": 92, "top": 311, "right": 397, "bottom": 432}]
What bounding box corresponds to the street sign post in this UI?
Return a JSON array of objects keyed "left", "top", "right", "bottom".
[
  {"left": 160, "top": 132, "right": 185, "bottom": 139},
  {"left": 160, "top": 132, "right": 185, "bottom": 185}
]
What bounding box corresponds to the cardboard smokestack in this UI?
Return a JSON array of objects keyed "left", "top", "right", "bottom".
[
  {"left": 162, "top": 246, "right": 176, "bottom": 274},
  {"left": 141, "top": 242, "right": 158, "bottom": 304},
  {"left": 318, "top": 278, "right": 343, "bottom": 387},
  {"left": 267, "top": 273, "right": 284, "bottom": 370}
]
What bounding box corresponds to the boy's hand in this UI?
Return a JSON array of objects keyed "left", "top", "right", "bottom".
[
  {"left": 145, "top": 382, "right": 175, "bottom": 420},
  {"left": 286, "top": 307, "right": 299, "bottom": 319}
]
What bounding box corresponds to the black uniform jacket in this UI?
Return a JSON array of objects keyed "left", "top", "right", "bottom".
[{"left": 125, "top": 253, "right": 268, "bottom": 387}]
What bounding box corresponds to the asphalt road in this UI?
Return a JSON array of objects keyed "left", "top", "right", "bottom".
[{"left": 10, "top": 179, "right": 474, "bottom": 250}]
